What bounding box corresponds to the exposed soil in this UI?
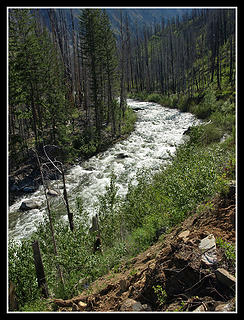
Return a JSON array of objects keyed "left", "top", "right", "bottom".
[{"left": 52, "top": 188, "right": 236, "bottom": 312}]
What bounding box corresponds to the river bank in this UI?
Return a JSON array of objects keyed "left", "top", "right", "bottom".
[{"left": 8, "top": 106, "right": 137, "bottom": 207}]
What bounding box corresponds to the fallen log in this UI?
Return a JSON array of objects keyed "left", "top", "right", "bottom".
[
  {"left": 53, "top": 298, "right": 73, "bottom": 307},
  {"left": 53, "top": 297, "right": 87, "bottom": 308}
]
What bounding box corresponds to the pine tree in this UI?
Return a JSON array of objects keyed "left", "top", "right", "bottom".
[
  {"left": 79, "top": 9, "right": 119, "bottom": 140},
  {"left": 79, "top": 9, "right": 103, "bottom": 140},
  {"left": 9, "top": 9, "right": 72, "bottom": 167},
  {"left": 100, "top": 10, "right": 118, "bottom": 136}
]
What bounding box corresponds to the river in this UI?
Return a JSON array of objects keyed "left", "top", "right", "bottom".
[{"left": 8, "top": 99, "right": 200, "bottom": 240}]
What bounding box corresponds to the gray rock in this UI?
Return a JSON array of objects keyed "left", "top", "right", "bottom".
[
  {"left": 141, "top": 304, "right": 152, "bottom": 311},
  {"left": 120, "top": 299, "right": 144, "bottom": 311},
  {"left": 193, "top": 304, "right": 206, "bottom": 312},
  {"left": 199, "top": 234, "right": 217, "bottom": 266},
  {"left": 215, "top": 302, "right": 233, "bottom": 312},
  {"left": 47, "top": 189, "right": 59, "bottom": 196},
  {"left": 19, "top": 200, "right": 40, "bottom": 211},
  {"left": 199, "top": 234, "right": 216, "bottom": 250},
  {"left": 89, "top": 214, "right": 99, "bottom": 233}
]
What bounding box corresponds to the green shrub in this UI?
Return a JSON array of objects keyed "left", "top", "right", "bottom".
[
  {"left": 177, "top": 95, "right": 190, "bottom": 112},
  {"left": 189, "top": 86, "right": 217, "bottom": 119},
  {"left": 216, "top": 238, "right": 236, "bottom": 267},
  {"left": 120, "top": 107, "right": 137, "bottom": 135},
  {"left": 153, "top": 285, "right": 167, "bottom": 306},
  {"left": 146, "top": 93, "right": 162, "bottom": 103},
  {"left": 8, "top": 240, "right": 41, "bottom": 309},
  {"left": 188, "top": 123, "right": 223, "bottom": 146},
  {"left": 210, "top": 101, "right": 235, "bottom": 133}
]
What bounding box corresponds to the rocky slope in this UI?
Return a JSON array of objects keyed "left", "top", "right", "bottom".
[{"left": 52, "top": 186, "right": 236, "bottom": 312}]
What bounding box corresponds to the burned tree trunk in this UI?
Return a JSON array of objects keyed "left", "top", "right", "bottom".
[
  {"left": 60, "top": 164, "right": 74, "bottom": 232},
  {"left": 35, "top": 148, "right": 65, "bottom": 288},
  {"left": 32, "top": 240, "right": 49, "bottom": 298}
]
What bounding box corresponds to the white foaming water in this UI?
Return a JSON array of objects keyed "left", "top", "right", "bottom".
[{"left": 8, "top": 99, "right": 200, "bottom": 240}]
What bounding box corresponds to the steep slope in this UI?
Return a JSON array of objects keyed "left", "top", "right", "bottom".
[{"left": 52, "top": 187, "right": 236, "bottom": 312}]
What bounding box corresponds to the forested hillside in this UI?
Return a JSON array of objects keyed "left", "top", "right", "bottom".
[
  {"left": 124, "top": 9, "right": 235, "bottom": 96},
  {"left": 9, "top": 8, "right": 135, "bottom": 173},
  {"left": 9, "top": 8, "right": 235, "bottom": 172}
]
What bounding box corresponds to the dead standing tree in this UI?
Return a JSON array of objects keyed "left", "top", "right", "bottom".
[
  {"left": 35, "top": 148, "right": 65, "bottom": 289},
  {"left": 32, "top": 240, "right": 49, "bottom": 298},
  {"left": 43, "top": 145, "right": 74, "bottom": 232}
]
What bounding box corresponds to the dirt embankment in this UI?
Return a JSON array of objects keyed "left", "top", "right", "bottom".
[{"left": 53, "top": 188, "right": 236, "bottom": 312}]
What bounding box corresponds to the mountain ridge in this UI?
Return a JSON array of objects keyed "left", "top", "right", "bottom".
[{"left": 38, "top": 8, "right": 192, "bottom": 36}]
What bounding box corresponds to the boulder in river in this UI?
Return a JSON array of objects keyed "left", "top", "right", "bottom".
[
  {"left": 133, "top": 107, "right": 144, "bottom": 111},
  {"left": 116, "top": 153, "right": 129, "bottom": 159},
  {"left": 22, "top": 186, "right": 36, "bottom": 193},
  {"left": 183, "top": 127, "right": 192, "bottom": 135},
  {"left": 19, "top": 200, "right": 41, "bottom": 211},
  {"left": 47, "top": 189, "right": 59, "bottom": 197}
]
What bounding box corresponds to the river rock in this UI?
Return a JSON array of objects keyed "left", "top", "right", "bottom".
[
  {"left": 133, "top": 107, "right": 144, "bottom": 111},
  {"left": 84, "top": 166, "right": 95, "bottom": 171},
  {"left": 47, "top": 189, "right": 59, "bottom": 197},
  {"left": 116, "top": 153, "right": 129, "bottom": 159},
  {"left": 183, "top": 127, "right": 192, "bottom": 135},
  {"left": 19, "top": 199, "right": 40, "bottom": 211},
  {"left": 22, "top": 186, "right": 36, "bottom": 193}
]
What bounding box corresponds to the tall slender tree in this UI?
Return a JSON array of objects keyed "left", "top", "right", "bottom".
[
  {"left": 79, "top": 9, "right": 103, "bottom": 140},
  {"left": 9, "top": 9, "right": 72, "bottom": 168},
  {"left": 79, "top": 9, "right": 119, "bottom": 140}
]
